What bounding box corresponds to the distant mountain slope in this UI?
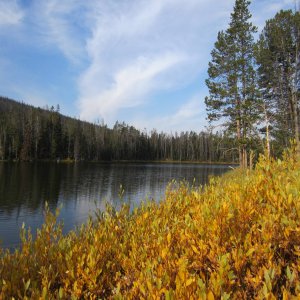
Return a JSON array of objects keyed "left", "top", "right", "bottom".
[{"left": 0, "top": 96, "right": 237, "bottom": 162}]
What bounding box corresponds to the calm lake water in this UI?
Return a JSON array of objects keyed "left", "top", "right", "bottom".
[{"left": 0, "top": 162, "right": 233, "bottom": 249}]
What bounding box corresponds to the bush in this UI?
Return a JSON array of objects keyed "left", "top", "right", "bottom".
[{"left": 1, "top": 149, "right": 300, "bottom": 299}]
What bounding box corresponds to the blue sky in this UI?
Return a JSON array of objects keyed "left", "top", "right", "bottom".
[{"left": 0, "top": 0, "right": 294, "bottom": 133}]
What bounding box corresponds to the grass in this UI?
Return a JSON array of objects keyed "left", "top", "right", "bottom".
[{"left": 0, "top": 148, "right": 300, "bottom": 299}]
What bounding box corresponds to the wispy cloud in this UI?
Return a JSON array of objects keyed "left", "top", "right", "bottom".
[
  {"left": 0, "top": 0, "right": 296, "bottom": 132},
  {"left": 77, "top": 0, "right": 236, "bottom": 124},
  {"left": 132, "top": 93, "right": 208, "bottom": 133},
  {"left": 162, "top": 95, "right": 208, "bottom": 132},
  {"left": 29, "top": 0, "right": 88, "bottom": 64},
  {"left": 79, "top": 52, "right": 186, "bottom": 121},
  {"left": 0, "top": 0, "right": 24, "bottom": 26}
]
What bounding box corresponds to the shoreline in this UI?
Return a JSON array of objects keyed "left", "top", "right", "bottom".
[{"left": 0, "top": 159, "right": 239, "bottom": 165}]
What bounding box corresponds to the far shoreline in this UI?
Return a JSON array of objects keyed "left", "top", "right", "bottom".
[{"left": 0, "top": 158, "right": 239, "bottom": 165}]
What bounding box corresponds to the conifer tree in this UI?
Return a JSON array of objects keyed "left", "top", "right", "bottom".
[
  {"left": 256, "top": 10, "right": 300, "bottom": 155},
  {"left": 205, "top": 0, "right": 258, "bottom": 167}
]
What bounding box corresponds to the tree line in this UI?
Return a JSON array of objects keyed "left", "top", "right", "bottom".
[
  {"left": 205, "top": 0, "right": 300, "bottom": 167},
  {"left": 1, "top": 1, "right": 297, "bottom": 165},
  {"left": 0, "top": 97, "right": 239, "bottom": 162}
]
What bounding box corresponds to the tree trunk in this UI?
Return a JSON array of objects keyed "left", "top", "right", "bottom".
[
  {"left": 263, "top": 103, "right": 271, "bottom": 159},
  {"left": 236, "top": 100, "right": 243, "bottom": 167},
  {"left": 292, "top": 91, "right": 300, "bottom": 154},
  {"left": 242, "top": 146, "right": 247, "bottom": 169},
  {"left": 294, "top": 24, "right": 300, "bottom": 156},
  {"left": 249, "top": 150, "right": 254, "bottom": 170}
]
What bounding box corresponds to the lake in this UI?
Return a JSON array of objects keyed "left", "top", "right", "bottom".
[{"left": 0, "top": 162, "right": 233, "bottom": 249}]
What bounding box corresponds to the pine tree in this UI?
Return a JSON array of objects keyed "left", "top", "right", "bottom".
[
  {"left": 256, "top": 10, "right": 300, "bottom": 155},
  {"left": 205, "top": 0, "right": 258, "bottom": 167}
]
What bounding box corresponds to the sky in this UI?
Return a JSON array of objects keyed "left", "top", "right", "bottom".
[{"left": 0, "top": 0, "right": 295, "bottom": 133}]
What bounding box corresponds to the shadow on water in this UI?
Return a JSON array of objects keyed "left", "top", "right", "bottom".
[{"left": 0, "top": 161, "right": 234, "bottom": 249}]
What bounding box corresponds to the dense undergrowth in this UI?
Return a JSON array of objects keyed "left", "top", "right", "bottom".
[{"left": 1, "top": 149, "right": 300, "bottom": 299}]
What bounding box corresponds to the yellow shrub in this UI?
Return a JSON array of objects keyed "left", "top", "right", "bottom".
[{"left": 1, "top": 148, "right": 300, "bottom": 299}]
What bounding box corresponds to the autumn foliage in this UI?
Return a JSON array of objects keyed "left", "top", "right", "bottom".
[{"left": 1, "top": 149, "right": 300, "bottom": 299}]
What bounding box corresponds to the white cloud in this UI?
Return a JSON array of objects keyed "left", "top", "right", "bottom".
[
  {"left": 28, "top": 0, "right": 89, "bottom": 64},
  {"left": 162, "top": 95, "right": 208, "bottom": 132},
  {"left": 132, "top": 94, "right": 208, "bottom": 133},
  {"left": 79, "top": 52, "right": 186, "bottom": 121},
  {"left": 77, "top": 0, "right": 236, "bottom": 125},
  {"left": 0, "top": 0, "right": 296, "bottom": 132},
  {"left": 0, "top": 0, "right": 24, "bottom": 26}
]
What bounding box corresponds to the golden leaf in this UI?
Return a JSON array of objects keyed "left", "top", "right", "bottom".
[
  {"left": 167, "top": 232, "right": 171, "bottom": 244},
  {"left": 207, "top": 290, "right": 215, "bottom": 300},
  {"left": 161, "top": 248, "right": 168, "bottom": 259},
  {"left": 191, "top": 245, "right": 199, "bottom": 254},
  {"left": 186, "top": 278, "right": 194, "bottom": 286}
]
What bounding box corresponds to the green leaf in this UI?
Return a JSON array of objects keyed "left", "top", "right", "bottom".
[
  {"left": 59, "top": 287, "right": 64, "bottom": 299},
  {"left": 42, "top": 286, "right": 48, "bottom": 299},
  {"left": 246, "top": 248, "right": 255, "bottom": 256},
  {"left": 222, "top": 292, "right": 231, "bottom": 300},
  {"left": 264, "top": 269, "right": 272, "bottom": 292},
  {"left": 24, "top": 279, "right": 30, "bottom": 291}
]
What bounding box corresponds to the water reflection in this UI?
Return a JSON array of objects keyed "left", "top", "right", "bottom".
[{"left": 0, "top": 162, "right": 233, "bottom": 249}]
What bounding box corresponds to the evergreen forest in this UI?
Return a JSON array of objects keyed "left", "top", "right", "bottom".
[
  {"left": 0, "top": 96, "right": 238, "bottom": 163},
  {"left": 1, "top": 4, "right": 300, "bottom": 165}
]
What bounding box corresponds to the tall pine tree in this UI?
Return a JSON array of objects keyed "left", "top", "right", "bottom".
[
  {"left": 205, "top": 0, "right": 258, "bottom": 167},
  {"left": 256, "top": 10, "right": 300, "bottom": 155}
]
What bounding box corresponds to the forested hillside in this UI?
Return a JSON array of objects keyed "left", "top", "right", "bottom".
[
  {"left": 0, "top": 96, "right": 238, "bottom": 162},
  {"left": 2, "top": 7, "right": 299, "bottom": 164}
]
